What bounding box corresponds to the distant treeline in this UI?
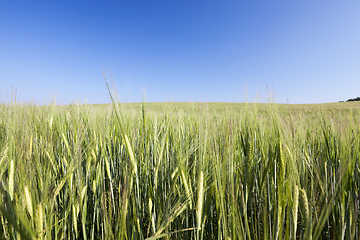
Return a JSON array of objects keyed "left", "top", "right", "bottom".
[
  {"left": 339, "top": 97, "right": 360, "bottom": 102},
  {"left": 345, "top": 97, "right": 360, "bottom": 102}
]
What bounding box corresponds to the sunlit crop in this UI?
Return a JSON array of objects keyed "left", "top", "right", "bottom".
[{"left": 0, "top": 90, "right": 359, "bottom": 239}]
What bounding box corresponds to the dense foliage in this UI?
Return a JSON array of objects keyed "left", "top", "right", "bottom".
[{"left": 0, "top": 100, "right": 359, "bottom": 239}]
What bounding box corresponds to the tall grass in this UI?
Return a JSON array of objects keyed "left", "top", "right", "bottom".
[{"left": 0, "top": 96, "right": 359, "bottom": 239}]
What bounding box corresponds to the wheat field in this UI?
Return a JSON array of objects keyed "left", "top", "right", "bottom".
[{"left": 0, "top": 95, "right": 359, "bottom": 239}]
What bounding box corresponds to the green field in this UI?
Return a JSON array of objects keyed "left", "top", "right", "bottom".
[{"left": 0, "top": 100, "right": 359, "bottom": 239}]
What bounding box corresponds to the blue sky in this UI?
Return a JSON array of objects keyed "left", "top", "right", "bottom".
[{"left": 1, "top": 0, "right": 360, "bottom": 104}]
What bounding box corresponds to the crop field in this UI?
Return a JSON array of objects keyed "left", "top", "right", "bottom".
[{"left": 0, "top": 98, "right": 359, "bottom": 239}]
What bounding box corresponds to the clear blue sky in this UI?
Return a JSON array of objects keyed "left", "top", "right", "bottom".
[{"left": 1, "top": 0, "right": 360, "bottom": 104}]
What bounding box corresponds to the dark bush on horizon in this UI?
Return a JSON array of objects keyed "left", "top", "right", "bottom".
[{"left": 346, "top": 96, "right": 360, "bottom": 102}]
